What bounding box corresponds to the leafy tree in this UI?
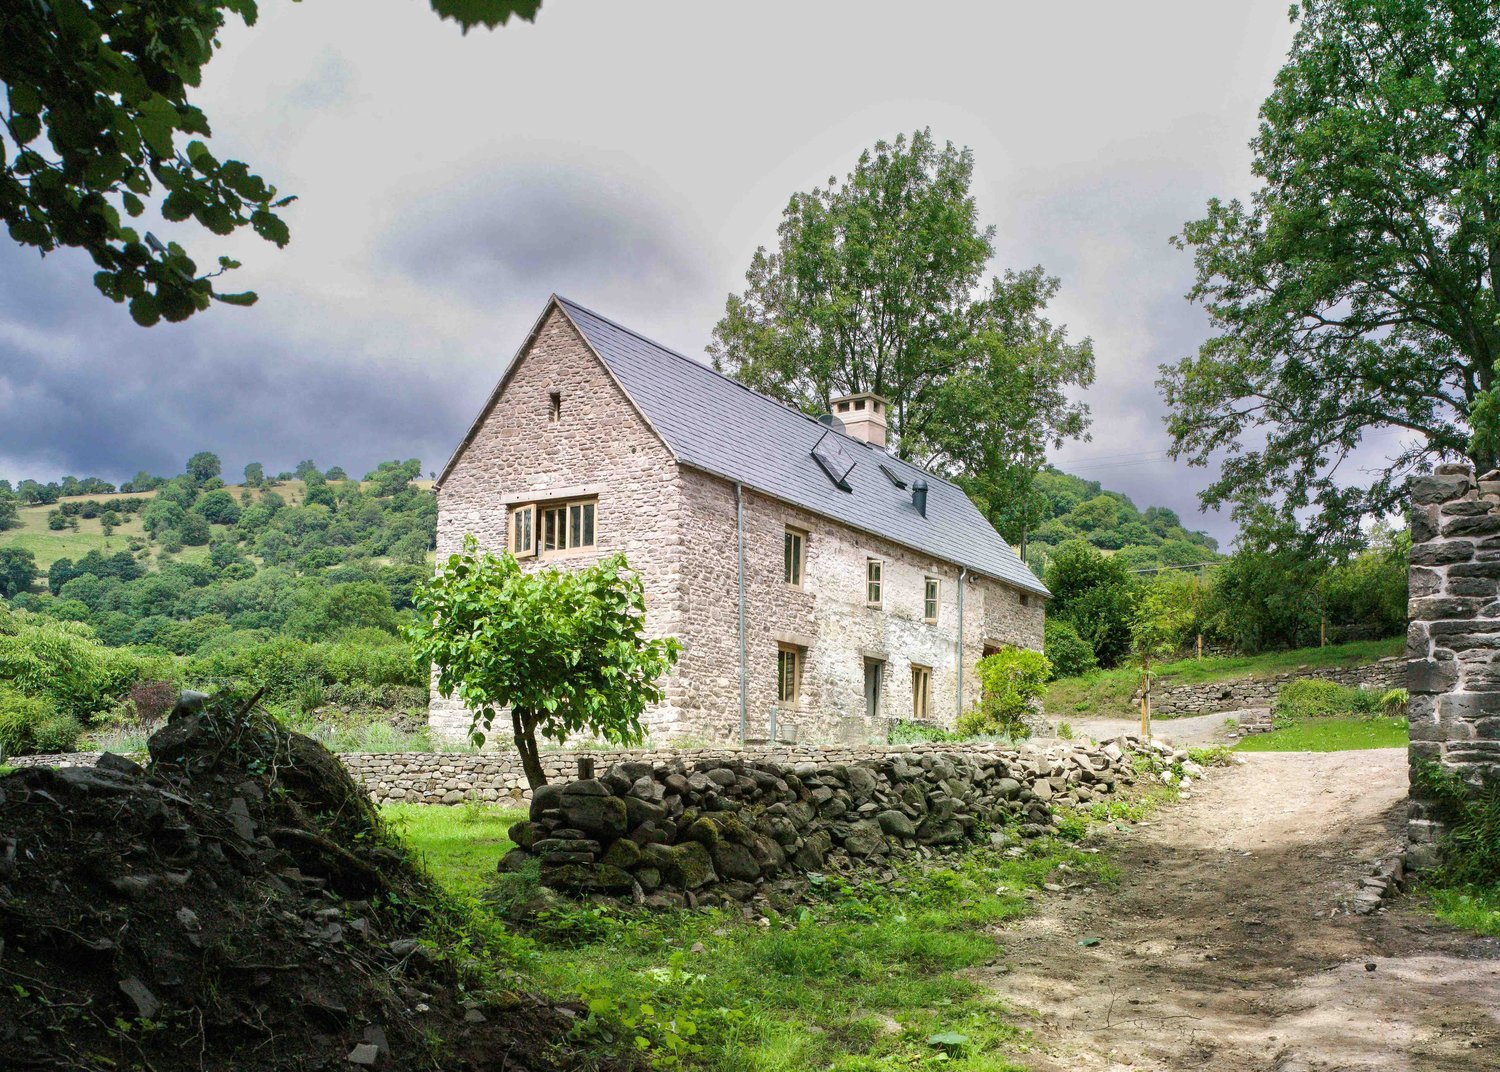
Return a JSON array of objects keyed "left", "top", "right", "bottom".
[
  {"left": 711, "top": 129, "right": 1094, "bottom": 498},
  {"left": 141, "top": 498, "right": 185, "bottom": 537},
  {"left": 0, "top": 498, "right": 21, "bottom": 531},
  {"left": 325, "top": 466, "right": 348, "bottom": 481},
  {"left": 1201, "top": 508, "right": 1326, "bottom": 652},
  {"left": 242, "top": 461, "right": 265, "bottom": 488},
  {"left": 408, "top": 538, "right": 681, "bottom": 789},
  {"left": 1163, "top": 0, "right": 1500, "bottom": 539},
  {"left": 186, "top": 451, "right": 222, "bottom": 486},
  {"left": 0, "top": 548, "right": 39, "bottom": 598},
  {"left": 957, "top": 648, "right": 1050, "bottom": 739},
  {"left": 194, "top": 488, "right": 241, "bottom": 525},
  {"left": 1043, "top": 541, "right": 1138, "bottom": 668},
  {"left": 1131, "top": 582, "right": 1197, "bottom": 731},
  {"left": 2, "top": 0, "right": 542, "bottom": 325},
  {"left": 177, "top": 511, "right": 211, "bottom": 546},
  {"left": 294, "top": 459, "right": 321, "bottom": 481},
  {"left": 364, "top": 459, "right": 422, "bottom": 497},
  {"left": 1042, "top": 618, "right": 1096, "bottom": 680},
  {"left": 121, "top": 471, "right": 164, "bottom": 492}
]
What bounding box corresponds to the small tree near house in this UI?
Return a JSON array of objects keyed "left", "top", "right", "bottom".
[{"left": 407, "top": 537, "right": 681, "bottom": 790}]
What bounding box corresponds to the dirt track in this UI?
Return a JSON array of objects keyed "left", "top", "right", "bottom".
[{"left": 991, "top": 748, "right": 1500, "bottom": 1071}]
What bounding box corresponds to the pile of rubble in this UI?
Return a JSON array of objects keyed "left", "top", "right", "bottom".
[
  {"left": 500, "top": 739, "right": 1145, "bottom": 907},
  {"left": 0, "top": 692, "right": 636, "bottom": 1072}
]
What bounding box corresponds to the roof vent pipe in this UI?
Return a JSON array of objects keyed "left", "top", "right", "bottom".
[{"left": 912, "top": 478, "right": 929, "bottom": 517}]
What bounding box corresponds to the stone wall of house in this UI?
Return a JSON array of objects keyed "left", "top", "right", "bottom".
[
  {"left": 673, "top": 471, "right": 1045, "bottom": 745},
  {"left": 428, "top": 303, "right": 1044, "bottom": 748},
  {"left": 499, "top": 738, "right": 1148, "bottom": 906},
  {"left": 1144, "top": 658, "right": 1404, "bottom": 716},
  {"left": 429, "top": 306, "right": 691, "bottom": 741},
  {"left": 1407, "top": 463, "right": 1500, "bottom": 869}
]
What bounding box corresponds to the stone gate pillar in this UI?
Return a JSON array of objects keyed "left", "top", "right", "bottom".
[{"left": 1407, "top": 462, "right": 1500, "bottom": 868}]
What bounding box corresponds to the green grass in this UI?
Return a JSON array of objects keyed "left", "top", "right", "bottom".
[
  {"left": 1233, "top": 716, "right": 1408, "bottom": 752},
  {"left": 1426, "top": 885, "right": 1500, "bottom": 937},
  {"left": 1045, "top": 637, "right": 1403, "bottom": 718},
  {"left": 388, "top": 801, "right": 1133, "bottom": 1071},
  {"left": 383, "top": 802, "right": 525, "bottom": 900}
]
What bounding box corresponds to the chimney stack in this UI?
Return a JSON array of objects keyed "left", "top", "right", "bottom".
[{"left": 829, "top": 392, "right": 888, "bottom": 448}]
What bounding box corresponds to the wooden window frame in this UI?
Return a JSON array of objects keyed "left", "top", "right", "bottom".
[
  {"left": 911, "top": 664, "right": 932, "bottom": 721},
  {"left": 923, "top": 576, "right": 940, "bottom": 623},
  {"left": 866, "top": 558, "right": 883, "bottom": 607},
  {"left": 512, "top": 497, "right": 597, "bottom": 558},
  {"left": 777, "top": 644, "right": 802, "bottom": 706},
  {"left": 784, "top": 527, "right": 806, "bottom": 587},
  {"left": 509, "top": 503, "right": 536, "bottom": 559}
]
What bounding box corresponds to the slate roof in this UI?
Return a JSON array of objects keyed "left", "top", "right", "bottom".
[
  {"left": 551, "top": 297, "right": 1048, "bottom": 596},
  {"left": 438, "top": 295, "right": 1047, "bottom": 595}
]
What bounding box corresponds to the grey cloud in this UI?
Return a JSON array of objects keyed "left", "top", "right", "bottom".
[{"left": 385, "top": 167, "right": 709, "bottom": 309}]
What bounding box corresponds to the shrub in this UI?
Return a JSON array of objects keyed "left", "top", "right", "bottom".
[
  {"left": 1413, "top": 763, "right": 1500, "bottom": 887},
  {"left": 322, "top": 634, "right": 423, "bottom": 688},
  {"left": 956, "top": 648, "right": 1051, "bottom": 739},
  {"left": 0, "top": 688, "right": 82, "bottom": 755},
  {"left": 1380, "top": 688, "right": 1409, "bottom": 716},
  {"left": 1272, "top": 678, "right": 1381, "bottom": 725},
  {"left": 0, "top": 617, "right": 154, "bottom": 721},
  {"left": 1043, "top": 618, "right": 1096, "bottom": 679},
  {"left": 888, "top": 720, "right": 959, "bottom": 744}
]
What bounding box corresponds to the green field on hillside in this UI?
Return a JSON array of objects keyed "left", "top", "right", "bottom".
[{"left": 1044, "top": 637, "right": 1404, "bottom": 718}]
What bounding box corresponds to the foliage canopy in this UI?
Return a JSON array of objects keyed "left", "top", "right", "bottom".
[
  {"left": 711, "top": 129, "right": 1095, "bottom": 528},
  {"left": 1163, "top": 0, "right": 1500, "bottom": 539},
  {"left": 1, "top": 0, "right": 540, "bottom": 324},
  {"left": 408, "top": 538, "right": 681, "bottom": 788}
]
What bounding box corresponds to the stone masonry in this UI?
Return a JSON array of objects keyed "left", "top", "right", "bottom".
[
  {"left": 499, "top": 738, "right": 1146, "bottom": 906},
  {"left": 431, "top": 302, "right": 1043, "bottom": 747},
  {"left": 1407, "top": 463, "right": 1500, "bottom": 868},
  {"left": 1143, "top": 658, "right": 1402, "bottom": 716}
]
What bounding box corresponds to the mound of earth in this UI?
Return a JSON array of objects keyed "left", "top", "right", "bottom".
[{"left": 0, "top": 692, "right": 634, "bottom": 1072}]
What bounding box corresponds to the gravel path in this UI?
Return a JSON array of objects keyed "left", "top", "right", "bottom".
[
  {"left": 1062, "top": 711, "right": 1243, "bottom": 749},
  {"left": 989, "top": 749, "right": 1500, "bottom": 1071}
]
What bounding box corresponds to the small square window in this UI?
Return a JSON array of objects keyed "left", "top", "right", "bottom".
[
  {"left": 911, "top": 664, "right": 932, "bottom": 720},
  {"left": 1020, "top": 593, "right": 1030, "bottom": 608},
  {"left": 784, "top": 528, "right": 805, "bottom": 587},
  {"left": 924, "top": 577, "right": 940, "bottom": 623},
  {"left": 777, "top": 645, "right": 801, "bottom": 705},
  {"left": 866, "top": 559, "right": 883, "bottom": 607}
]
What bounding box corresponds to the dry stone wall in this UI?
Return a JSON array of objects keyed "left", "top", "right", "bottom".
[
  {"left": 1143, "top": 659, "right": 1402, "bottom": 716},
  {"left": 1407, "top": 463, "right": 1500, "bottom": 869},
  {"left": 498, "top": 738, "right": 1147, "bottom": 907}
]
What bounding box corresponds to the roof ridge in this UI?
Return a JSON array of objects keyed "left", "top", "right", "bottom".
[{"left": 553, "top": 294, "right": 968, "bottom": 495}]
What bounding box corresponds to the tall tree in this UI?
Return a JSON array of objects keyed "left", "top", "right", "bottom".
[
  {"left": 186, "top": 451, "right": 221, "bottom": 486},
  {"left": 1, "top": 0, "right": 540, "bottom": 325},
  {"left": 710, "top": 129, "right": 1094, "bottom": 509},
  {"left": 1163, "top": 0, "right": 1500, "bottom": 540}
]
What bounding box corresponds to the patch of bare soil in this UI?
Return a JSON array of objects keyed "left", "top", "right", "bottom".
[
  {"left": 0, "top": 695, "right": 636, "bottom": 1072},
  {"left": 989, "top": 749, "right": 1500, "bottom": 1071}
]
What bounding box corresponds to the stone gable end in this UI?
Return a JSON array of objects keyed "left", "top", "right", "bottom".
[{"left": 431, "top": 306, "right": 689, "bottom": 739}]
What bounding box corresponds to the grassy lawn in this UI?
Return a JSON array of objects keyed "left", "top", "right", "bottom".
[
  {"left": 384, "top": 802, "right": 526, "bottom": 901},
  {"left": 1045, "top": 637, "right": 1403, "bottom": 718},
  {"left": 387, "top": 801, "right": 1130, "bottom": 1071},
  {"left": 1233, "top": 716, "right": 1408, "bottom": 752},
  {"left": 1426, "top": 885, "right": 1500, "bottom": 937}
]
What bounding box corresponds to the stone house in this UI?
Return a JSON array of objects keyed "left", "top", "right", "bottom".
[{"left": 430, "top": 296, "right": 1048, "bottom": 745}]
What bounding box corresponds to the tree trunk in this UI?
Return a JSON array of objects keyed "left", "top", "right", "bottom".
[{"left": 511, "top": 708, "right": 547, "bottom": 790}]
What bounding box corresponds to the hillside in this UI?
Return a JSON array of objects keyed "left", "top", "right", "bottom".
[{"left": 1023, "top": 467, "right": 1220, "bottom": 572}]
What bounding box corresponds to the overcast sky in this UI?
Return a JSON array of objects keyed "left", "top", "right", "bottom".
[{"left": 0, "top": 1, "right": 1307, "bottom": 546}]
